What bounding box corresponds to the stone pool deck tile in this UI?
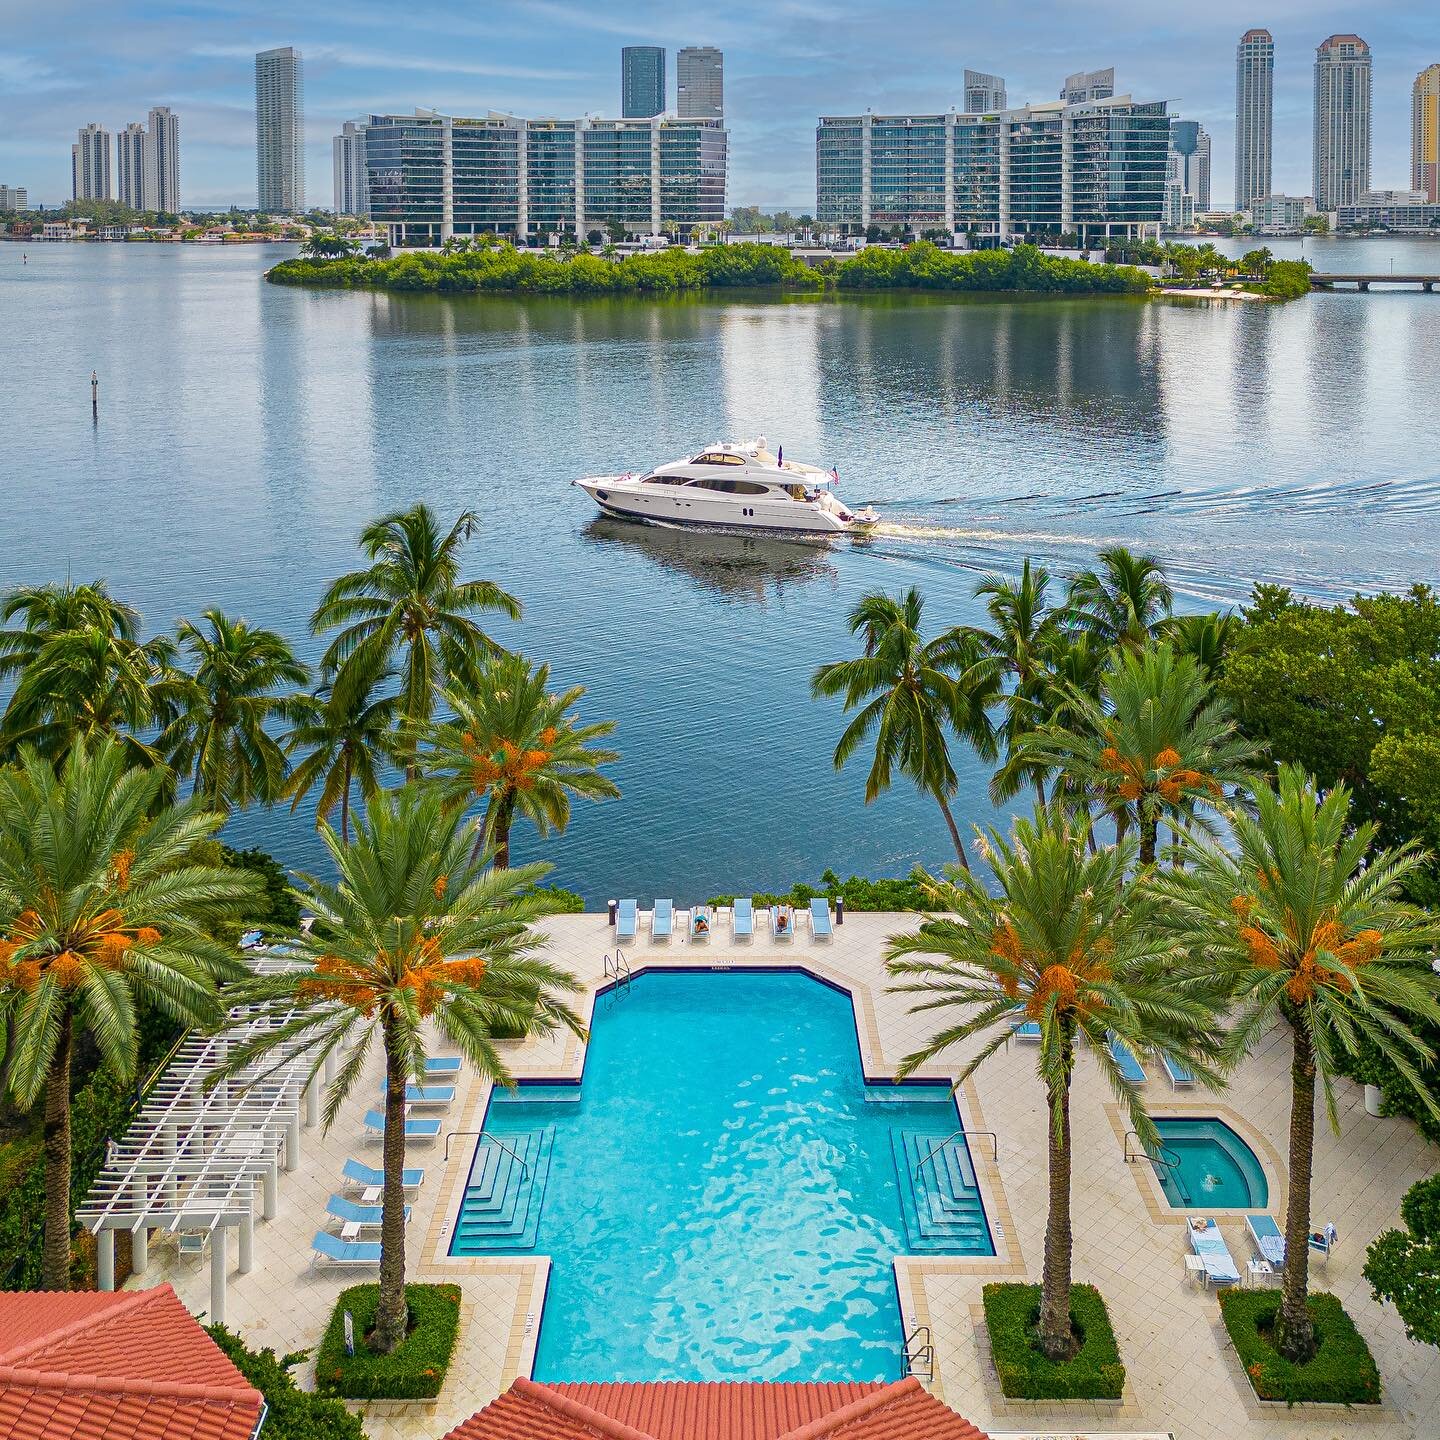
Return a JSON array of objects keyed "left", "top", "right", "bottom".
[{"left": 129, "top": 910, "right": 1440, "bottom": 1440}]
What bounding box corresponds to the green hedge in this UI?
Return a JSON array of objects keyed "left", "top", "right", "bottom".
[
  {"left": 206, "top": 1326, "right": 364, "bottom": 1440},
  {"left": 710, "top": 867, "right": 940, "bottom": 912},
  {"left": 315, "top": 1283, "right": 462, "bottom": 1399},
  {"left": 1363, "top": 1174, "right": 1440, "bottom": 1347},
  {"left": 983, "top": 1282, "right": 1126, "bottom": 1399},
  {"left": 1218, "top": 1290, "right": 1380, "bottom": 1404}
]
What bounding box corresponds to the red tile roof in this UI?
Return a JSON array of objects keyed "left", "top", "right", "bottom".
[
  {"left": 0, "top": 1284, "right": 265, "bottom": 1440},
  {"left": 444, "top": 1376, "right": 989, "bottom": 1440}
]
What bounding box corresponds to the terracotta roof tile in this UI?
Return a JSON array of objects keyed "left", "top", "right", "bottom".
[
  {"left": 444, "top": 1377, "right": 988, "bottom": 1440},
  {"left": 0, "top": 1285, "right": 263, "bottom": 1440}
]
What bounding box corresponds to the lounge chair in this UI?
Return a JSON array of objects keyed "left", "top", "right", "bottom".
[
  {"left": 1187, "top": 1216, "right": 1241, "bottom": 1287},
  {"left": 377, "top": 1082, "right": 455, "bottom": 1108},
  {"left": 1161, "top": 1053, "right": 1195, "bottom": 1089},
  {"left": 424, "top": 1056, "right": 461, "bottom": 1077},
  {"left": 1246, "top": 1213, "right": 1285, "bottom": 1268},
  {"left": 1012, "top": 1019, "right": 1041, "bottom": 1043},
  {"left": 1107, "top": 1033, "right": 1146, "bottom": 1084},
  {"left": 312, "top": 1231, "right": 381, "bottom": 1268},
  {"left": 732, "top": 897, "right": 753, "bottom": 940},
  {"left": 342, "top": 1158, "right": 424, "bottom": 1195},
  {"left": 1309, "top": 1222, "right": 1338, "bottom": 1264},
  {"left": 326, "top": 1194, "right": 410, "bottom": 1232},
  {"left": 770, "top": 904, "right": 795, "bottom": 941},
  {"left": 363, "top": 1109, "right": 440, "bottom": 1142},
  {"left": 690, "top": 905, "right": 712, "bottom": 942},
  {"left": 239, "top": 929, "right": 263, "bottom": 950},
  {"left": 652, "top": 898, "right": 673, "bottom": 941},
  {"left": 809, "top": 898, "right": 833, "bottom": 940},
  {"left": 617, "top": 898, "right": 637, "bottom": 941}
]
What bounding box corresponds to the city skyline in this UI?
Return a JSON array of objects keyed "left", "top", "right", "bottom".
[{"left": 2, "top": 3, "right": 1438, "bottom": 209}]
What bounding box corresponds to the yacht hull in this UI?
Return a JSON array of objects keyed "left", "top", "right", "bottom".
[{"left": 575, "top": 476, "right": 870, "bottom": 537}]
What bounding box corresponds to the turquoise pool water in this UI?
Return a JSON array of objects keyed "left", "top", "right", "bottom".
[
  {"left": 1153, "top": 1118, "right": 1268, "bottom": 1210},
  {"left": 450, "top": 969, "right": 993, "bottom": 1382}
]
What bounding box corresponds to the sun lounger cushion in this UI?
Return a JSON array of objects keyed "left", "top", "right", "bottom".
[
  {"left": 377, "top": 1083, "right": 455, "bottom": 1106},
  {"left": 424, "top": 1056, "right": 461, "bottom": 1075},
  {"left": 342, "top": 1159, "right": 423, "bottom": 1191},
  {"left": 617, "top": 898, "right": 637, "bottom": 939},
  {"left": 1162, "top": 1053, "right": 1195, "bottom": 1087},
  {"left": 312, "top": 1231, "right": 381, "bottom": 1265},
  {"left": 1247, "top": 1213, "right": 1285, "bottom": 1266},
  {"left": 1108, "top": 1035, "right": 1146, "bottom": 1084},
  {"left": 810, "top": 899, "right": 833, "bottom": 938},
  {"left": 363, "top": 1109, "right": 440, "bottom": 1138},
  {"left": 1188, "top": 1218, "right": 1240, "bottom": 1284},
  {"left": 653, "top": 899, "right": 673, "bottom": 937},
  {"left": 1012, "top": 1020, "right": 1041, "bottom": 1041},
  {"left": 733, "top": 898, "right": 753, "bottom": 936}
]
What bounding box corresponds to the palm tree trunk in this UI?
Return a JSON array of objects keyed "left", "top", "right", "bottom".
[
  {"left": 1138, "top": 802, "right": 1158, "bottom": 867},
  {"left": 1275, "top": 1019, "right": 1318, "bottom": 1363},
  {"left": 340, "top": 754, "right": 352, "bottom": 843},
  {"left": 41, "top": 1009, "right": 74, "bottom": 1291},
  {"left": 934, "top": 789, "right": 971, "bottom": 871},
  {"left": 370, "top": 1018, "right": 410, "bottom": 1353},
  {"left": 1036, "top": 1066, "right": 1075, "bottom": 1360}
]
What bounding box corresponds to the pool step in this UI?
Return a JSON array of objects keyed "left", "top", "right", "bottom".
[
  {"left": 890, "top": 1130, "right": 994, "bottom": 1255},
  {"left": 452, "top": 1128, "right": 554, "bottom": 1252}
]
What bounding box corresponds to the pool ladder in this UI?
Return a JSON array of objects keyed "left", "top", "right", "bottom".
[
  {"left": 603, "top": 948, "right": 632, "bottom": 990},
  {"left": 902, "top": 1324, "right": 934, "bottom": 1380},
  {"left": 1124, "top": 1131, "right": 1191, "bottom": 1205},
  {"left": 912, "top": 1128, "right": 999, "bottom": 1180}
]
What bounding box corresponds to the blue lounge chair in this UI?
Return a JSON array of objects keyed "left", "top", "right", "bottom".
[
  {"left": 1246, "top": 1213, "right": 1285, "bottom": 1267},
  {"left": 732, "top": 897, "right": 753, "bottom": 940},
  {"left": 690, "top": 906, "right": 712, "bottom": 941},
  {"left": 1012, "top": 1019, "right": 1041, "bottom": 1042},
  {"left": 378, "top": 1082, "right": 455, "bottom": 1108},
  {"left": 1161, "top": 1053, "right": 1195, "bottom": 1089},
  {"left": 809, "top": 898, "right": 834, "bottom": 940},
  {"left": 652, "top": 898, "right": 673, "bottom": 941},
  {"left": 1188, "top": 1217, "right": 1241, "bottom": 1287},
  {"left": 326, "top": 1194, "right": 410, "bottom": 1230},
  {"left": 617, "top": 898, "right": 637, "bottom": 941},
  {"left": 1108, "top": 1034, "right": 1146, "bottom": 1084},
  {"left": 239, "top": 929, "right": 263, "bottom": 950},
  {"left": 312, "top": 1231, "right": 381, "bottom": 1267},
  {"left": 770, "top": 904, "right": 795, "bottom": 940},
  {"left": 424, "top": 1056, "right": 461, "bottom": 1077},
  {"left": 341, "top": 1158, "right": 424, "bottom": 1194},
  {"left": 363, "top": 1109, "right": 440, "bottom": 1142}
]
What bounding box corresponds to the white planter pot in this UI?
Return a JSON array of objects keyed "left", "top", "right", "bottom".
[{"left": 1364, "top": 1083, "right": 1383, "bottom": 1118}]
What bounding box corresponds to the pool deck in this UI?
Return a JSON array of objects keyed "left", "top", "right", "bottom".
[{"left": 130, "top": 910, "right": 1440, "bottom": 1440}]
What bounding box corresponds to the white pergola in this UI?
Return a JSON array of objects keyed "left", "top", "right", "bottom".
[{"left": 77, "top": 951, "right": 337, "bottom": 1325}]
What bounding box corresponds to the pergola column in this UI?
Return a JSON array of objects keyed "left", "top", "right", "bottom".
[
  {"left": 284, "top": 1113, "right": 301, "bottom": 1171},
  {"left": 262, "top": 1159, "right": 279, "bottom": 1220},
  {"left": 97, "top": 1229, "right": 116, "bottom": 1291},
  {"left": 238, "top": 1210, "right": 254, "bottom": 1274},
  {"left": 210, "top": 1230, "right": 227, "bottom": 1327},
  {"left": 305, "top": 1079, "right": 320, "bottom": 1129},
  {"left": 131, "top": 1223, "right": 148, "bottom": 1274}
]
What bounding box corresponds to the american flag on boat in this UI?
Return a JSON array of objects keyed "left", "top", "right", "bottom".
[{"left": 829, "top": 466, "right": 840, "bottom": 485}]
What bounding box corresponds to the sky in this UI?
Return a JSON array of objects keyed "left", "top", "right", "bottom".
[{"left": 1, "top": 1, "right": 1437, "bottom": 211}]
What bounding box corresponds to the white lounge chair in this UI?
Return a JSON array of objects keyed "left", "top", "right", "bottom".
[
  {"left": 770, "top": 904, "right": 795, "bottom": 941},
  {"left": 1246, "top": 1213, "right": 1285, "bottom": 1267},
  {"left": 652, "top": 898, "right": 673, "bottom": 941},
  {"left": 732, "top": 897, "right": 754, "bottom": 940},
  {"left": 809, "top": 898, "right": 833, "bottom": 940},
  {"left": 617, "top": 898, "right": 638, "bottom": 941},
  {"left": 363, "top": 1109, "right": 440, "bottom": 1142},
  {"left": 1161, "top": 1053, "right": 1195, "bottom": 1089},
  {"left": 342, "top": 1158, "right": 424, "bottom": 1195},
  {"left": 312, "top": 1231, "right": 381, "bottom": 1267},
  {"left": 1187, "top": 1216, "right": 1241, "bottom": 1287},
  {"left": 690, "top": 905, "right": 712, "bottom": 942}
]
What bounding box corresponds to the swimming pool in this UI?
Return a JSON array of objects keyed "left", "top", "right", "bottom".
[
  {"left": 1152, "top": 1118, "right": 1268, "bottom": 1210},
  {"left": 449, "top": 969, "right": 994, "bottom": 1382}
]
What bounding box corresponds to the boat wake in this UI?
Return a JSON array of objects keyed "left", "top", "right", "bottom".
[{"left": 870, "top": 520, "right": 1114, "bottom": 549}]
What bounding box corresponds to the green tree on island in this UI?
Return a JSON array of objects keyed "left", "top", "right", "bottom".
[
  {"left": 1149, "top": 765, "right": 1440, "bottom": 1363},
  {"left": 887, "top": 805, "right": 1224, "bottom": 1360},
  {"left": 0, "top": 740, "right": 254, "bottom": 1289},
  {"left": 812, "top": 588, "right": 998, "bottom": 869},
  {"left": 212, "top": 787, "right": 585, "bottom": 1352}
]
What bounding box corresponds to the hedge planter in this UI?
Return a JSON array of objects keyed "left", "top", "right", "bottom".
[
  {"left": 983, "top": 1282, "right": 1126, "bottom": 1400},
  {"left": 315, "top": 1284, "right": 462, "bottom": 1400},
  {"left": 1218, "top": 1289, "right": 1380, "bottom": 1405}
]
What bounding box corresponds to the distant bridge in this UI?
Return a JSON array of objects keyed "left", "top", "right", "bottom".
[{"left": 1310, "top": 273, "right": 1440, "bottom": 291}]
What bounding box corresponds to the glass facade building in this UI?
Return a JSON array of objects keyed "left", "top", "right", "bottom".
[
  {"left": 622, "top": 47, "right": 666, "bottom": 119},
  {"left": 365, "top": 111, "right": 726, "bottom": 244},
  {"left": 817, "top": 96, "right": 1167, "bottom": 242}
]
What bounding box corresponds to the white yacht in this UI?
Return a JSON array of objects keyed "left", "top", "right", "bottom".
[{"left": 574, "top": 440, "right": 878, "bottom": 537}]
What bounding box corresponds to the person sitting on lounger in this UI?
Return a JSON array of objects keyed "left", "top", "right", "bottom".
[
  {"left": 694, "top": 912, "right": 709, "bottom": 935},
  {"left": 775, "top": 908, "right": 790, "bottom": 934}
]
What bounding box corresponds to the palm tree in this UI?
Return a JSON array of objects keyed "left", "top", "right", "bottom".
[
  {"left": 1167, "top": 611, "right": 1238, "bottom": 682},
  {"left": 1149, "top": 765, "right": 1440, "bottom": 1363},
  {"left": 419, "top": 653, "right": 620, "bottom": 866},
  {"left": 1065, "top": 547, "right": 1174, "bottom": 652},
  {"left": 157, "top": 609, "right": 309, "bottom": 810},
  {"left": 0, "top": 739, "right": 254, "bottom": 1289},
  {"left": 1020, "top": 643, "right": 1264, "bottom": 865},
  {"left": 312, "top": 506, "right": 521, "bottom": 758},
  {"left": 212, "top": 787, "right": 586, "bottom": 1352},
  {"left": 0, "top": 580, "right": 141, "bottom": 680},
  {"left": 282, "top": 658, "right": 404, "bottom": 841},
  {"left": 812, "top": 589, "right": 998, "bottom": 869},
  {"left": 887, "top": 805, "right": 1223, "bottom": 1359}
]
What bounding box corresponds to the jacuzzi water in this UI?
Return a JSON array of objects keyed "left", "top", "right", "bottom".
[
  {"left": 1153, "top": 1117, "right": 1269, "bottom": 1211},
  {"left": 450, "top": 969, "right": 994, "bottom": 1381}
]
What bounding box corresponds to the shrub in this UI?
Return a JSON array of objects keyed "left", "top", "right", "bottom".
[
  {"left": 314, "top": 1283, "right": 462, "bottom": 1399},
  {"left": 710, "top": 867, "right": 940, "bottom": 912},
  {"left": 1364, "top": 1173, "right": 1440, "bottom": 1347},
  {"left": 1217, "top": 1289, "right": 1381, "bottom": 1404},
  {"left": 206, "top": 1326, "right": 364, "bottom": 1440},
  {"left": 983, "top": 1282, "right": 1126, "bottom": 1399},
  {"left": 1263, "top": 260, "right": 1313, "bottom": 300}
]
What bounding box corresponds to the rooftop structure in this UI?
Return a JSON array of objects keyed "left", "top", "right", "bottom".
[
  {"left": 963, "top": 70, "right": 1006, "bottom": 113},
  {"left": 1061, "top": 66, "right": 1115, "bottom": 104}
]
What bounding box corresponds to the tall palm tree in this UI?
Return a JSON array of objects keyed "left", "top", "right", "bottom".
[
  {"left": 0, "top": 580, "right": 141, "bottom": 680},
  {"left": 812, "top": 588, "right": 998, "bottom": 869},
  {"left": 157, "top": 609, "right": 309, "bottom": 810},
  {"left": 282, "top": 658, "right": 404, "bottom": 841},
  {"left": 1020, "top": 643, "right": 1264, "bottom": 865},
  {"left": 312, "top": 506, "right": 521, "bottom": 757},
  {"left": 213, "top": 787, "right": 585, "bottom": 1352},
  {"left": 0, "top": 740, "right": 254, "bottom": 1288},
  {"left": 1065, "top": 547, "right": 1174, "bottom": 652},
  {"left": 419, "top": 653, "right": 620, "bottom": 867},
  {"left": 887, "top": 805, "right": 1223, "bottom": 1359},
  {"left": 1166, "top": 611, "right": 1238, "bottom": 682},
  {"left": 1150, "top": 765, "right": 1440, "bottom": 1363}
]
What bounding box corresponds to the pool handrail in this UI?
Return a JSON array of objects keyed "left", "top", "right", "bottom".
[
  {"left": 902, "top": 1324, "right": 934, "bottom": 1379},
  {"left": 603, "top": 948, "right": 632, "bottom": 988},
  {"left": 1123, "top": 1129, "right": 1184, "bottom": 1172},
  {"left": 444, "top": 1128, "right": 530, "bottom": 1181},
  {"left": 913, "top": 1127, "right": 998, "bottom": 1179}
]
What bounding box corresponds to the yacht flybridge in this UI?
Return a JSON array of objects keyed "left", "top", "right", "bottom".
[{"left": 574, "top": 440, "right": 878, "bottom": 537}]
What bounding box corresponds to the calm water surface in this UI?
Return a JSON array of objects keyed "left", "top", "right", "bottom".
[{"left": 3, "top": 239, "right": 1439, "bottom": 900}]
